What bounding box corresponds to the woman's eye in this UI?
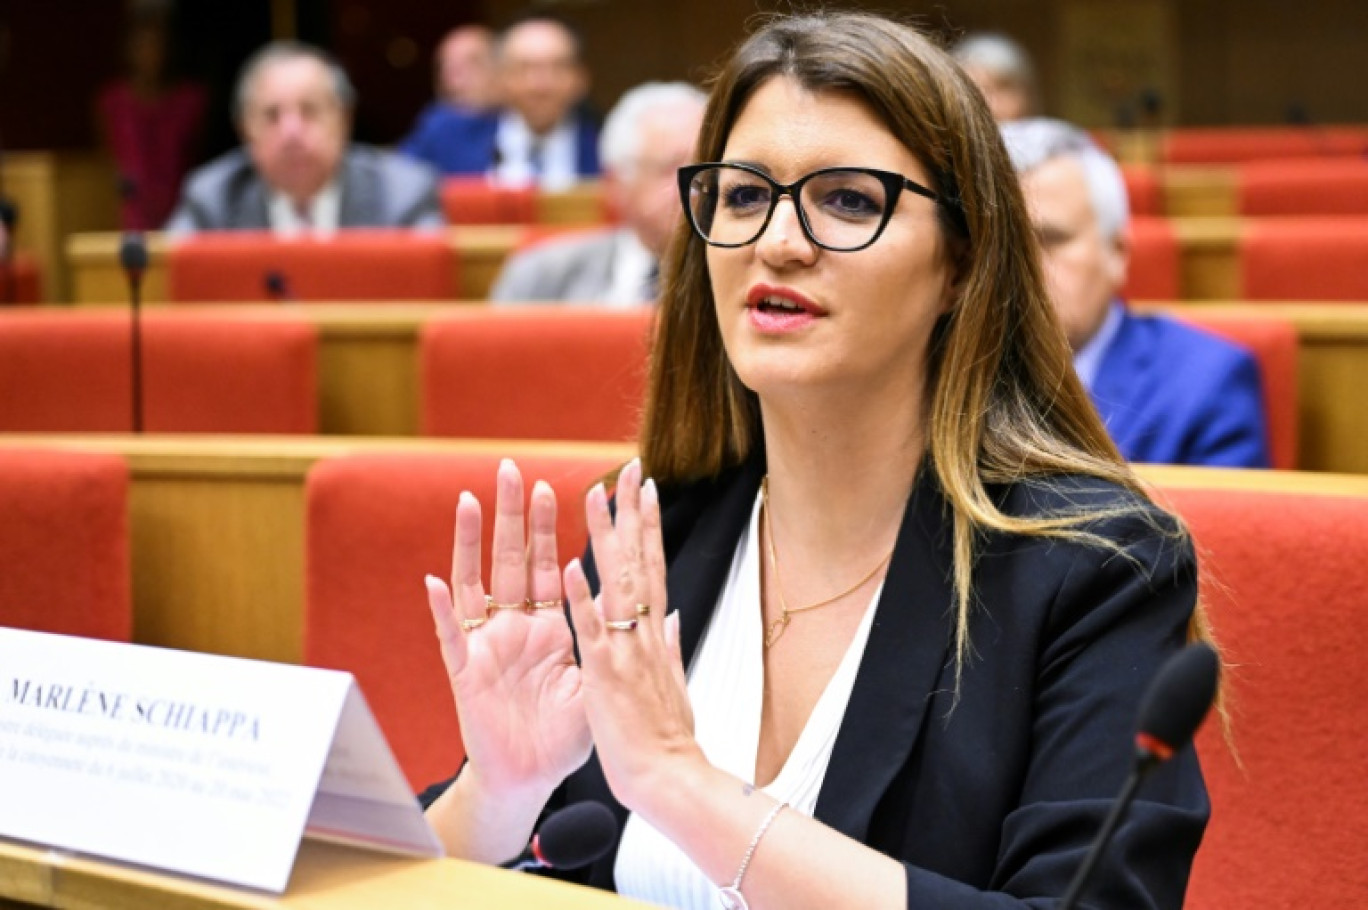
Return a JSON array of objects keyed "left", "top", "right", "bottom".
[
  {"left": 822, "top": 189, "right": 881, "bottom": 217},
  {"left": 721, "top": 183, "right": 771, "bottom": 211}
]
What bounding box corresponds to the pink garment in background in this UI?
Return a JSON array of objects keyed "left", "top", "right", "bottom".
[{"left": 97, "top": 81, "right": 207, "bottom": 231}]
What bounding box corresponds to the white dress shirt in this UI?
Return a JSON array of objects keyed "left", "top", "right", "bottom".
[
  {"left": 605, "top": 230, "right": 657, "bottom": 307},
  {"left": 613, "top": 491, "right": 883, "bottom": 908},
  {"left": 267, "top": 181, "right": 340, "bottom": 237},
  {"left": 493, "top": 112, "right": 581, "bottom": 190},
  {"left": 1072, "top": 299, "right": 1125, "bottom": 392}
]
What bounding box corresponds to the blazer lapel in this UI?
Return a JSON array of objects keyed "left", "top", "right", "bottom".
[
  {"left": 337, "top": 152, "right": 375, "bottom": 227},
  {"left": 813, "top": 465, "right": 956, "bottom": 843},
  {"left": 1089, "top": 310, "right": 1149, "bottom": 432},
  {"left": 233, "top": 177, "right": 271, "bottom": 230}
]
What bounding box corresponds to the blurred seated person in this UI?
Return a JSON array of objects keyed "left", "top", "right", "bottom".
[
  {"left": 418, "top": 11, "right": 1211, "bottom": 908},
  {"left": 165, "top": 41, "right": 443, "bottom": 234},
  {"left": 434, "top": 25, "right": 501, "bottom": 112},
  {"left": 491, "top": 81, "right": 705, "bottom": 305},
  {"left": 951, "top": 32, "right": 1038, "bottom": 123},
  {"left": 96, "top": 5, "right": 208, "bottom": 231},
  {"left": 400, "top": 13, "right": 598, "bottom": 188},
  {"left": 1003, "top": 117, "right": 1270, "bottom": 467}
]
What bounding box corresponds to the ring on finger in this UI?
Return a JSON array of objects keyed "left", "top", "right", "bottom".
[
  {"left": 460, "top": 616, "right": 488, "bottom": 632},
  {"left": 634, "top": 603, "right": 652, "bottom": 617},
  {"left": 530, "top": 598, "right": 565, "bottom": 611},
  {"left": 486, "top": 595, "right": 531, "bottom": 612},
  {"left": 604, "top": 618, "right": 639, "bottom": 632}
]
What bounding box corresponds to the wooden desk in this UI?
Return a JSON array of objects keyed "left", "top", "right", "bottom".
[
  {"left": 0, "top": 836, "right": 642, "bottom": 908},
  {"left": 67, "top": 227, "right": 525, "bottom": 304},
  {"left": 0, "top": 435, "right": 633, "bottom": 665},
  {"left": 2, "top": 152, "right": 119, "bottom": 301},
  {"left": 1161, "top": 166, "right": 1237, "bottom": 218}
]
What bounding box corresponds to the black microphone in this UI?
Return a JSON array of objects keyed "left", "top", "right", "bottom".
[
  {"left": 0, "top": 197, "right": 17, "bottom": 305},
  {"left": 264, "top": 269, "right": 293, "bottom": 302},
  {"left": 120, "top": 232, "right": 149, "bottom": 433},
  {"left": 499, "top": 801, "right": 618, "bottom": 872},
  {"left": 1059, "top": 642, "right": 1220, "bottom": 910}
]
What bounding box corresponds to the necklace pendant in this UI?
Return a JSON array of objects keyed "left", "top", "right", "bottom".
[{"left": 764, "top": 612, "right": 791, "bottom": 649}]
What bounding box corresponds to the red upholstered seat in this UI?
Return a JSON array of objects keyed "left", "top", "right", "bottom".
[
  {"left": 0, "top": 252, "right": 42, "bottom": 304},
  {"left": 0, "top": 450, "right": 130, "bottom": 641},
  {"left": 1172, "top": 314, "right": 1299, "bottom": 469},
  {"left": 1162, "top": 127, "right": 1368, "bottom": 164},
  {"left": 304, "top": 450, "right": 625, "bottom": 788},
  {"left": 1155, "top": 484, "right": 1368, "bottom": 909},
  {"left": 1239, "top": 217, "right": 1368, "bottom": 301},
  {"left": 421, "top": 308, "right": 654, "bottom": 442},
  {"left": 440, "top": 176, "right": 537, "bottom": 225},
  {"left": 1123, "top": 217, "right": 1180, "bottom": 301},
  {"left": 1121, "top": 164, "right": 1162, "bottom": 216},
  {"left": 167, "top": 230, "right": 455, "bottom": 302},
  {"left": 0, "top": 310, "right": 317, "bottom": 432},
  {"left": 1238, "top": 157, "right": 1368, "bottom": 216}
]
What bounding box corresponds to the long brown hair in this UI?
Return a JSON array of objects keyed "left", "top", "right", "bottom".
[{"left": 639, "top": 11, "right": 1216, "bottom": 680}]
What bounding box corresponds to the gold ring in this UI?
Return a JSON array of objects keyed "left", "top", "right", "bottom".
[
  {"left": 604, "top": 619, "right": 639, "bottom": 632},
  {"left": 530, "top": 598, "right": 564, "bottom": 611},
  {"left": 459, "top": 617, "right": 488, "bottom": 631},
  {"left": 486, "top": 595, "right": 531, "bottom": 612},
  {"left": 634, "top": 603, "right": 651, "bottom": 617}
]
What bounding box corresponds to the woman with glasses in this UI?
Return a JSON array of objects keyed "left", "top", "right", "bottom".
[{"left": 420, "top": 10, "right": 1210, "bottom": 909}]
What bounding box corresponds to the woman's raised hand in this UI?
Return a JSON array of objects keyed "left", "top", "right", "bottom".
[{"left": 425, "top": 459, "right": 592, "bottom": 801}]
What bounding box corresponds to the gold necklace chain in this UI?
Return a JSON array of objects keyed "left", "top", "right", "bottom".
[{"left": 760, "top": 476, "right": 895, "bottom": 649}]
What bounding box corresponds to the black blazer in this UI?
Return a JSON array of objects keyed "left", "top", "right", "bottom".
[{"left": 424, "top": 456, "right": 1208, "bottom": 908}]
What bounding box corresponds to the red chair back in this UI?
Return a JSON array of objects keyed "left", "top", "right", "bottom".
[
  {"left": 0, "top": 252, "right": 42, "bottom": 304},
  {"left": 1239, "top": 217, "right": 1368, "bottom": 301},
  {"left": 1238, "top": 157, "right": 1368, "bottom": 216},
  {"left": 0, "top": 311, "right": 317, "bottom": 433},
  {"left": 1172, "top": 314, "right": 1299, "bottom": 470},
  {"left": 1123, "top": 217, "right": 1180, "bottom": 301},
  {"left": 1163, "top": 127, "right": 1368, "bottom": 164},
  {"left": 1155, "top": 484, "right": 1368, "bottom": 909},
  {"left": 439, "top": 176, "right": 538, "bottom": 225},
  {"left": 421, "top": 308, "right": 654, "bottom": 442},
  {"left": 168, "top": 230, "right": 455, "bottom": 302},
  {"left": 304, "top": 449, "right": 625, "bottom": 788},
  {"left": 0, "top": 450, "right": 130, "bottom": 641},
  {"left": 1121, "top": 164, "right": 1163, "bottom": 216}
]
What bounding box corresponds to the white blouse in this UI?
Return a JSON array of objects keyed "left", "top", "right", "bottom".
[{"left": 613, "top": 490, "right": 884, "bottom": 908}]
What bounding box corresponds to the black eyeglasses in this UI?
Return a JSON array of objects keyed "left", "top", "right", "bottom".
[{"left": 678, "top": 162, "right": 952, "bottom": 252}]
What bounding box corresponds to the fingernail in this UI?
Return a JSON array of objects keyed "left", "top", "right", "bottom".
[
  {"left": 533, "top": 479, "right": 552, "bottom": 496},
  {"left": 642, "top": 477, "right": 658, "bottom": 506},
  {"left": 589, "top": 482, "right": 606, "bottom": 508},
  {"left": 500, "top": 457, "right": 515, "bottom": 472}
]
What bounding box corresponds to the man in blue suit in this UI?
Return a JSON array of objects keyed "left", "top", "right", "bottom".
[
  {"left": 401, "top": 14, "right": 599, "bottom": 189},
  {"left": 1002, "top": 118, "right": 1271, "bottom": 468}
]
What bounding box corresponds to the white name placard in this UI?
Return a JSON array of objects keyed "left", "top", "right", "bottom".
[{"left": 0, "top": 627, "right": 442, "bottom": 893}]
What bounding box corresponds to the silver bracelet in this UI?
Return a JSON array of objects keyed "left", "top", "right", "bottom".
[{"left": 716, "top": 800, "right": 787, "bottom": 910}]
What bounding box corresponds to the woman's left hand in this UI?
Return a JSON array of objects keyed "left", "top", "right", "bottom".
[{"left": 563, "top": 457, "right": 706, "bottom": 814}]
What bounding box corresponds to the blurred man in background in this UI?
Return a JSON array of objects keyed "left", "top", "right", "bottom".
[
  {"left": 401, "top": 14, "right": 598, "bottom": 188},
  {"left": 491, "top": 82, "right": 704, "bottom": 305},
  {"left": 952, "top": 32, "right": 1039, "bottom": 122},
  {"left": 1002, "top": 117, "right": 1270, "bottom": 467},
  {"left": 166, "top": 41, "right": 443, "bottom": 234},
  {"left": 433, "top": 25, "right": 501, "bottom": 112}
]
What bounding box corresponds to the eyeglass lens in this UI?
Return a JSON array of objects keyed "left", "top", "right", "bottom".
[{"left": 687, "top": 166, "right": 892, "bottom": 249}]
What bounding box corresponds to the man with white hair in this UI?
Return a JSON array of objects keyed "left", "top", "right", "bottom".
[
  {"left": 166, "top": 41, "right": 443, "bottom": 233},
  {"left": 490, "top": 81, "right": 705, "bottom": 305},
  {"left": 1002, "top": 117, "right": 1270, "bottom": 467}
]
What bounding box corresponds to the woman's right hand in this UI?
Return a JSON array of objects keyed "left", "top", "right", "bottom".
[{"left": 425, "top": 458, "right": 592, "bottom": 803}]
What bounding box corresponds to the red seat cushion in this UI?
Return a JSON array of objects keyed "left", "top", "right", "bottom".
[
  {"left": 421, "top": 308, "right": 654, "bottom": 442},
  {"left": 440, "top": 176, "right": 538, "bottom": 225},
  {"left": 1238, "top": 157, "right": 1368, "bottom": 216},
  {"left": 1122, "top": 164, "right": 1163, "bottom": 216},
  {"left": 1123, "top": 217, "right": 1180, "bottom": 301},
  {"left": 304, "top": 450, "right": 625, "bottom": 789},
  {"left": 0, "top": 310, "right": 317, "bottom": 433},
  {"left": 168, "top": 229, "right": 455, "bottom": 302},
  {"left": 1172, "top": 314, "right": 1299, "bottom": 469},
  {"left": 0, "top": 450, "right": 130, "bottom": 641},
  {"left": 1239, "top": 217, "right": 1368, "bottom": 301},
  {"left": 1156, "top": 485, "right": 1368, "bottom": 909},
  {"left": 1163, "top": 127, "right": 1368, "bottom": 164}
]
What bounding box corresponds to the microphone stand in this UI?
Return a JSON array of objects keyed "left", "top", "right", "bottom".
[
  {"left": 120, "top": 233, "right": 148, "bottom": 433},
  {"left": 1058, "top": 754, "right": 1156, "bottom": 910}
]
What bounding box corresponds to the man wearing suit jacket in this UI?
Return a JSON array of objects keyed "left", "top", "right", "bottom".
[
  {"left": 491, "top": 82, "right": 705, "bottom": 306},
  {"left": 401, "top": 14, "right": 599, "bottom": 189},
  {"left": 166, "top": 42, "right": 443, "bottom": 234},
  {"left": 1003, "top": 118, "right": 1271, "bottom": 468}
]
